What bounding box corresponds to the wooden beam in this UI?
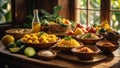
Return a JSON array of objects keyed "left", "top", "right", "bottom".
[{"left": 101, "top": 0, "right": 110, "bottom": 24}]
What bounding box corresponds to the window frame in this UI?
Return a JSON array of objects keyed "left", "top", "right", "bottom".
[
  {"left": 0, "top": 0, "right": 15, "bottom": 27},
  {"left": 72, "top": 0, "right": 111, "bottom": 25}
]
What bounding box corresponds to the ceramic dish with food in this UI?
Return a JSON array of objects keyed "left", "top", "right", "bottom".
[
  {"left": 21, "top": 32, "right": 60, "bottom": 50},
  {"left": 6, "top": 28, "right": 32, "bottom": 40},
  {"left": 71, "top": 45, "right": 100, "bottom": 60},
  {"left": 96, "top": 40, "right": 119, "bottom": 54},
  {"left": 37, "top": 50, "right": 57, "bottom": 60},
  {"left": 53, "top": 36, "right": 83, "bottom": 52},
  {"left": 76, "top": 33, "right": 103, "bottom": 45}
]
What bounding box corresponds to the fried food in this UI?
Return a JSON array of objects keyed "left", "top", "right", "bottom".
[
  {"left": 76, "top": 47, "right": 94, "bottom": 53},
  {"left": 21, "top": 32, "right": 58, "bottom": 44},
  {"left": 98, "top": 41, "right": 115, "bottom": 47}
]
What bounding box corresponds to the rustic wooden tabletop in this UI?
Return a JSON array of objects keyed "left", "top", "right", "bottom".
[{"left": 0, "top": 42, "right": 120, "bottom": 68}]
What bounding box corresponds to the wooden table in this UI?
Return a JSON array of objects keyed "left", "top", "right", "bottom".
[{"left": 0, "top": 42, "right": 120, "bottom": 68}]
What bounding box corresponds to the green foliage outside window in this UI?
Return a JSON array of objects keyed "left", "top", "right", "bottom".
[
  {"left": 111, "top": 0, "right": 120, "bottom": 32},
  {"left": 0, "top": 0, "right": 11, "bottom": 24},
  {"left": 80, "top": 0, "right": 120, "bottom": 31}
]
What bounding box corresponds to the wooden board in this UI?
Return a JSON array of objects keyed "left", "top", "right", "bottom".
[
  {"left": 0, "top": 42, "right": 120, "bottom": 68},
  {"left": 57, "top": 53, "right": 107, "bottom": 64}
]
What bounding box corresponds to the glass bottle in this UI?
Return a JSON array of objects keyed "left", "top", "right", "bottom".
[{"left": 32, "top": 9, "right": 41, "bottom": 33}]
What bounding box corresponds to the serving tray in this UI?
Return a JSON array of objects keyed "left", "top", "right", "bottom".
[{"left": 57, "top": 53, "right": 107, "bottom": 64}]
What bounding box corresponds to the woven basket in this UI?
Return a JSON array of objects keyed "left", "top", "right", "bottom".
[
  {"left": 47, "top": 24, "right": 71, "bottom": 33},
  {"left": 5, "top": 28, "right": 32, "bottom": 40}
]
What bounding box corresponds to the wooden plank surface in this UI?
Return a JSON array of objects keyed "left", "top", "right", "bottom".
[{"left": 0, "top": 42, "right": 120, "bottom": 68}]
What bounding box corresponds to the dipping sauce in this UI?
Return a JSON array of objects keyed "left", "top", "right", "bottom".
[{"left": 40, "top": 50, "right": 54, "bottom": 57}]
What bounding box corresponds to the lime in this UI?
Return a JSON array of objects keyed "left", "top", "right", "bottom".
[
  {"left": 9, "top": 47, "right": 20, "bottom": 53},
  {"left": 8, "top": 42, "right": 17, "bottom": 48},
  {"left": 19, "top": 45, "right": 26, "bottom": 51},
  {"left": 16, "top": 40, "right": 23, "bottom": 47},
  {"left": 18, "top": 45, "right": 26, "bottom": 54},
  {"left": 24, "top": 47, "right": 36, "bottom": 57}
]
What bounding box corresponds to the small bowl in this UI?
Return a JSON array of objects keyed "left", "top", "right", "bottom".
[
  {"left": 102, "top": 31, "right": 120, "bottom": 42},
  {"left": 6, "top": 28, "right": 32, "bottom": 40},
  {"left": 96, "top": 40, "right": 119, "bottom": 54},
  {"left": 76, "top": 35, "right": 103, "bottom": 45},
  {"left": 71, "top": 45, "right": 100, "bottom": 60},
  {"left": 37, "top": 50, "right": 57, "bottom": 60}
]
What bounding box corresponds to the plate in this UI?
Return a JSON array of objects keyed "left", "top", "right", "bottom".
[{"left": 57, "top": 53, "right": 107, "bottom": 64}]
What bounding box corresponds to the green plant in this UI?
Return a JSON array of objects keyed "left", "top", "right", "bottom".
[
  {"left": 0, "top": 0, "right": 11, "bottom": 24},
  {"left": 17, "top": 5, "right": 75, "bottom": 28}
]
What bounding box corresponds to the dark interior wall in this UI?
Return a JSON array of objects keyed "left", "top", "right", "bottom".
[
  {"left": 36, "top": 0, "right": 58, "bottom": 13},
  {"left": 58, "top": 0, "right": 70, "bottom": 19},
  {"left": 15, "top": 0, "right": 33, "bottom": 25},
  {"left": 15, "top": 0, "right": 71, "bottom": 25},
  {"left": 0, "top": 0, "right": 72, "bottom": 39}
]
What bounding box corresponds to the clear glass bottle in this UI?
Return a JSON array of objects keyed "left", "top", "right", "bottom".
[{"left": 32, "top": 9, "right": 41, "bottom": 33}]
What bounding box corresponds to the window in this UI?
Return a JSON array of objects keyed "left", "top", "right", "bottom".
[
  {"left": 111, "top": 0, "right": 120, "bottom": 31},
  {"left": 75, "top": 0, "right": 101, "bottom": 26},
  {"left": 0, "top": 0, "right": 12, "bottom": 24},
  {"left": 75, "top": 0, "right": 120, "bottom": 32}
]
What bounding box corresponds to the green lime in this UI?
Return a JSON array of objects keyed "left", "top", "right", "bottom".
[
  {"left": 24, "top": 47, "right": 36, "bottom": 57},
  {"left": 19, "top": 45, "right": 26, "bottom": 51},
  {"left": 9, "top": 47, "right": 20, "bottom": 53},
  {"left": 16, "top": 40, "right": 23, "bottom": 47},
  {"left": 8, "top": 42, "right": 17, "bottom": 48},
  {"left": 18, "top": 45, "right": 26, "bottom": 54}
]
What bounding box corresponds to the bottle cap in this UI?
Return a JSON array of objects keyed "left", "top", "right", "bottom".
[{"left": 34, "top": 9, "right": 38, "bottom": 13}]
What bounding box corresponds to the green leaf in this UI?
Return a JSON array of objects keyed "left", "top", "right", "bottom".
[
  {"left": 5, "top": 11, "right": 11, "bottom": 22},
  {"left": 2, "top": 2, "right": 7, "bottom": 9},
  {"left": 85, "top": 33, "right": 91, "bottom": 38},
  {"left": 0, "top": 8, "right": 6, "bottom": 14},
  {"left": 40, "top": 19, "right": 49, "bottom": 25},
  {"left": 53, "top": 6, "right": 62, "bottom": 17},
  {"left": 39, "top": 9, "right": 50, "bottom": 16},
  {"left": 0, "top": 13, "right": 6, "bottom": 24},
  {"left": 64, "top": 36, "right": 72, "bottom": 40}
]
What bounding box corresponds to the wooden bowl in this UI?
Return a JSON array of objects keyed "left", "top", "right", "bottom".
[
  {"left": 76, "top": 35, "right": 103, "bottom": 45},
  {"left": 37, "top": 50, "right": 57, "bottom": 60},
  {"left": 5, "top": 28, "right": 32, "bottom": 40},
  {"left": 21, "top": 39, "right": 60, "bottom": 50},
  {"left": 96, "top": 40, "right": 119, "bottom": 54},
  {"left": 71, "top": 45, "right": 100, "bottom": 60}
]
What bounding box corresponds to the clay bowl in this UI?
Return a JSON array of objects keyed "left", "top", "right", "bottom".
[
  {"left": 96, "top": 40, "right": 119, "bottom": 54},
  {"left": 37, "top": 50, "right": 57, "bottom": 60},
  {"left": 76, "top": 35, "right": 103, "bottom": 45},
  {"left": 21, "top": 39, "right": 60, "bottom": 51},
  {"left": 71, "top": 45, "right": 100, "bottom": 60}
]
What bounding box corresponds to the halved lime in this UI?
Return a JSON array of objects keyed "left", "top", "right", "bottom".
[
  {"left": 8, "top": 42, "right": 17, "bottom": 48},
  {"left": 24, "top": 47, "right": 36, "bottom": 57},
  {"left": 9, "top": 47, "right": 20, "bottom": 53}
]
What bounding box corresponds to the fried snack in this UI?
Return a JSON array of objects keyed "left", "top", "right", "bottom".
[
  {"left": 21, "top": 32, "right": 58, "bottom": 44},
  {"left": 76, "top": 47, "right": 94, "bottom": 53}
]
